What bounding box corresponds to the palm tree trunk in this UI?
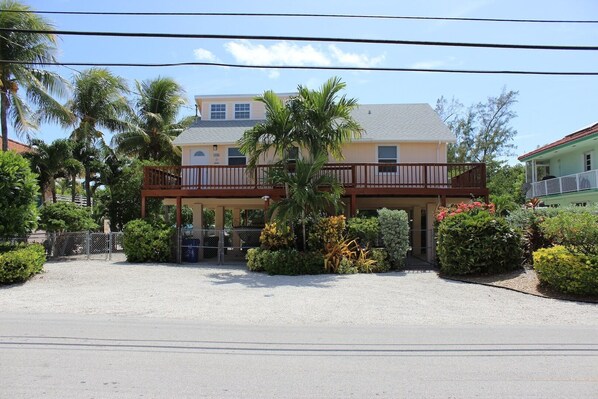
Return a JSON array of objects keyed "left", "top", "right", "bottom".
[
  {"left": 52, "top": 186, "right": 57, "bottom": 203},
  {"left": 85, "top": 166, "right": 92, "bottom": 207},
  {"left": 302, "top": 209, "right": 306, "bottom": 251},
  {"left": 1, "top": 87, "right": 9, "bottom": 152},
  {"left": 71, "top": 174, "right": 77, "bottom": 202}
]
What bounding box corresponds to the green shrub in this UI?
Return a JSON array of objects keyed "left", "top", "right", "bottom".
[
  {"left": 533, "top": 246, "right": 598, "bottom": 296},
  {"left": 347, "top": 217, "right": 380, "bottom": 247},
  {"left": 308, "top": 215, "right": 346, "bottom": 251},
  {"left": 369, "top": 248, "right": 391, "bottom": 273},
  {"left": 0, "top": 244, "right": 46, "bottom": 285},
  {"left": 39, "top": 202, "right": 99, "bottom": 232},
  {"left": 506, "top": 208, "right": 557, "bottom": 265},
  {"left": 246, "top": 248, "right": 324, "bottom": 275},
  {"left": 0, "top": 151, "right": 39, "bottom": 239},
  {"left": 378, "top": 208, "right": 410, "bottom": 269},
  {"left": 123, "top": 219, "right": 174, "bottom": 262},
  {"left": 540, "top": 212, "right": 598, "bottom": 256},
  {"left": 437, "top": 211, "right": 522, "bottom": 275},
  {"left": 337, "top": 257, "right": 358, "bottom": 274},
  {"left": 259, "top": 222, "right": 294, "bottom": 250}
]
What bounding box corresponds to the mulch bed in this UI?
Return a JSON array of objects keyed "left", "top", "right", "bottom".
[{"left": 443, "top": 268, "right": 598, "bottom": 304}]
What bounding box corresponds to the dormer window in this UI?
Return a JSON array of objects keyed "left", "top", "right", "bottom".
[
  {"left": 210, "top": 104, "right": 226, "bottom": 119},
  {"left": 234, "top": 103, "right": 250, "bottom": 119}
]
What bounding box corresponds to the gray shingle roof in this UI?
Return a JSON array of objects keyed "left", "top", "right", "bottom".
[{"left": 173, "top": 103, "right": 455, "bottom": 145}]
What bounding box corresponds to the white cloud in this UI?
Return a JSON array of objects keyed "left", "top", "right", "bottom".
[
  {"left": 267, "top": 70, "right": 281, "bottom": 79},
  {"left": 223, "top": 40, "right": 385, "bottom": 68},
  {"left": 193, "top": 48, "right": 218, "bottom": 62},
  {"left": 328, "top": 45, "right": 385, "bottom": 68},
  {"left": 410, "top": 57, "right": 458, "bottom": 70}
]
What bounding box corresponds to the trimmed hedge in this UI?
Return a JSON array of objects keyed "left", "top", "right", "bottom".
[
  {"left": 347, "top": 217, "right": 380, "bottom": 247},
  {"left": 246, "top": 248, "right": 324, "bottom": 275},
  {"left": 534, "top": 246, "right": 598, "bottom": 296},
  {"left": 123, "top": 219, "right": 174, "bottom": 263},
  {"left": 436, "top": 211, "right": 522, "bottom": 276},
  {"left": 0, "top": 244, "right": 46, "bottom": 285},
  {"left": 378, "top": 208, "right": 410, "bottom": 268},
  {"left": 540, "top": 211, "right": 598, "bottom": 256}
]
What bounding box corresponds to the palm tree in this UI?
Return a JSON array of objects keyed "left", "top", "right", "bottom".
[
  {"left": 112, "top": 77, "right": 194, "bottom": 163},
  {"left": 239, "top": 90, "right": 294, "bottom": 170},
  {"left": 291, "top": 76, "right": 362, "bottom": 160},
  {"left": 267, "top": 153, "right": 344, "bottom": 250},
  {"left": 0, "top": 0, "right": 70, "bottom": 151},
  {"left": 26, "top": 138, "right": 71, "bottom": 203},
  {"left": 66, "top": 68, "right": 131, "bottom": 206}
]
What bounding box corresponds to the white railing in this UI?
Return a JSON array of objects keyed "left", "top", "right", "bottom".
[{"left": 526, "top": 169, "right": 598, "bottom": 198}]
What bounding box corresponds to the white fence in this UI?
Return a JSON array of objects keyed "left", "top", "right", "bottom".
[{"left": 526, "top": 169, "right": 598, "bottom": 198}]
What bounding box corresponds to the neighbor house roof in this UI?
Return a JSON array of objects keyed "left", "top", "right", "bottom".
[
  {"left": 7, "top": 138, "right": 31, "bottom": 153},
  {"left": 173, "top": 103, "right": 455, "bottom": 146},
  {"left": 518, "top": 122, "right": 598, "bottom": 161}
]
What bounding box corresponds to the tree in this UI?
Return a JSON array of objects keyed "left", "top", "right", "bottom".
[
  {"left": 66, "top": 68, "right": 131, "bottom": 206},
  {"left": 25, "top": 138, "right": 73, "bottom": 203},
  {"left": 267, "top": 153, "right": 344, "bottom": 250},
  {"left": 94, "top": 160, "right": 162, "bottom": 231},
  {"left": 0, "top": 0, "right": 70, "bottom": 152},
  {"left": 487, "top": 162, "right": 526, "bottom": 214},
  {"left": 436, "top": 88, "right": 519, "bottom": 164},
  {"left": 0, "top": 150, "right": 38, "bottom": 238},
  {"left": 240, "top": 76, "right": 362, "bottom": 168},
  {"left": 113, "top": 77, "right": 194, "bottom": 163}
]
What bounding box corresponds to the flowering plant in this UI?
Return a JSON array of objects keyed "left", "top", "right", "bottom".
[{"left": 435, "top": 201, "right": 495, "bottom": 223}]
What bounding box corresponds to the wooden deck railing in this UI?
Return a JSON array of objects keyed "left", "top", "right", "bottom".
[{"left": 143, "top": 163, "right": 486, "bottom": 193}]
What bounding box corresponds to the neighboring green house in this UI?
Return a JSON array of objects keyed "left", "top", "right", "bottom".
[{"left": 519, "top": 122, "right": 598, "bottom": 206}]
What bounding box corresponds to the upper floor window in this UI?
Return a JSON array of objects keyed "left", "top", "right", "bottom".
[
  {"left": 234, "top": 103, "right": 250, "bottom": 119},
  {"left": 210, "top": 104, "right": 226, "bottom": 119},
  {"left": 584, "top": 152, "right": 592, "bottom": 172},
  {"left": 378, "top": 146, "right": 397, "bottom": 173},
  {"left": 228, "top": 148, "right": 246, "bottom": 166}
]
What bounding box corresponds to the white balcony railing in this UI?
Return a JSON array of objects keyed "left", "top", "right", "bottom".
[{"left": 526, "top": 169, "right": 598, "bottom": 198}]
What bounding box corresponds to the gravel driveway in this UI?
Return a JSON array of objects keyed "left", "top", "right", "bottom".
[{"left": 1, "top": 260, "right": 596, "bottom": 326}]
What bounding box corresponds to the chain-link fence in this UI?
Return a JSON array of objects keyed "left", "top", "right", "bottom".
[
  {"left": 177, "top": 228, "right": 262, "bottom": 265},
  {"left": 7, "top": 232, "right": 125, "bottom": 261}
]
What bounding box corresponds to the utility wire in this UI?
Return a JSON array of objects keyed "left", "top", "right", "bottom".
[
  {"left": 3, "top": 59, "right": 597, "bottom": 76},
  {"left": 2, "top": 28, "right": 597, "bottom": 51},
  {"left": 1, "top": 9, "right": 597, "bottom": 24}
]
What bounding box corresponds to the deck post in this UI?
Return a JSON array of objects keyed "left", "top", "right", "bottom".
[
  {"left": 350, "top": 194, "right": 357, "bottom": 216},
  {"left": 413, "top": 206, "right": 422, "bottom": 256},
  {"left": 176, "top": 197, "right": 182, "bottom": 228},
  {"left": 141, "top": 194, "right": 146, "bottom": 218}
]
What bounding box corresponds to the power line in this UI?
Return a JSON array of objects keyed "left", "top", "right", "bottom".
[
  {"left": 1, "top": 9, "right": 597, "bottom": 24},
  {"left": 3, "top": 59, "right": 597, "bottom": 76},
  {"left": 2, "top": 28, "right": 597, "bottom": 51}
]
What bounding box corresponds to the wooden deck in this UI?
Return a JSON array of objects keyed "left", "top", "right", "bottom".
[{"left": 142, "top": 162, "right": 488, "bottom": 199}]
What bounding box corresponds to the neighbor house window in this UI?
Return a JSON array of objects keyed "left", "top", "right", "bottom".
[
  {"left": 210, "top": 104, "right": 226, "bottom": 119},
  {"left": 228, "top": 148, "right": 246, "bottom": 165},
  {"left": 535, "top": 161, "right": 550, "bottom": 181},
  {"left": 234, "top": 103, "right": 250, "bottom": 119},
  {"left": 378, "top": 146, "right": 397, "bottom": 173},
  {"left": 584, "top": 152, "right": 592, "bottom": 171}
]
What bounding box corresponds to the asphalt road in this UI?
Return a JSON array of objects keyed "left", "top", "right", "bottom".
[{"left": 1, "top": 313, "right": 597, "bottom": 398}]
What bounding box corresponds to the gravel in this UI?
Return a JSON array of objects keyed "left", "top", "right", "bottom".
[{"left": 1, "top": 260, "right": 596, "bottom": 326}]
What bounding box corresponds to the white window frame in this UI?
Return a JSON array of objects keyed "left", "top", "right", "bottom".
[
  {"left": 377, "top": 145, "right": 398, "bottom": 173},
  {"left": 234, "top": 103, "right": 250, "bottom": 119},
  {"left": 210, "top": 103, "right": 226, "bottom": 120},
  {"left": 583, "top": 151, "right": 593, "bottom": 172},
  {"left": 227, "top": 147, "right": 246, "bottom": 166}
]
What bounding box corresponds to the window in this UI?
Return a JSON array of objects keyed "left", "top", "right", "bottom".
[
  {"left": 378, "top": 146, "right": 397, "bottom": 173},
  {"left": 193, "top": 150, "right": 206, "bottom": 157},
  {"left": 234, "top": 103, "right": 250, "bottom": 119},
  {"left": 584, "top": 152, "right": 592, "bottom": 171},
  {"left": 210, "top": 104, "right": 226, "bottom": 119},
  {"left": 535, "top": 161, "right": 550, "bottom": 181},
  {"left": 228, "top": 148, "right": 246, "bottom": 165},
  {"left": 286, "top": 146, "right": 299, "bottom": 162}
]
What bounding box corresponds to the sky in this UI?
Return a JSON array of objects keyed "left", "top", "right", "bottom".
[{"left": 9, "top": 0, "right": 598, "bottom": 164}]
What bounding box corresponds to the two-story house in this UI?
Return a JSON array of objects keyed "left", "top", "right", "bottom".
[
  {"left": 519, "top": 122, "right": 598, "bottom": 206},
  {"left": 141, "top": 93, "right": 488, "bottom": 261}
]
